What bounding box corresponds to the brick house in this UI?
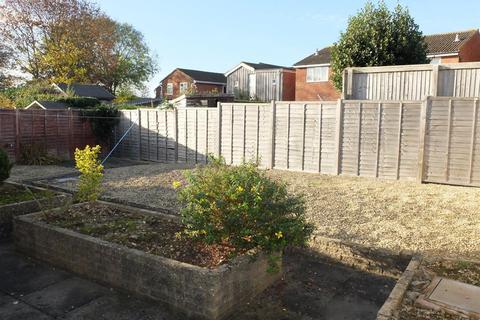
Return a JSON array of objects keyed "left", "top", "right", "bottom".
[
  {"left": 425, "top": 29, "right": 480, "bottom": 63},
  {"left": 293, "top": 29, "right": 480, "bottom": 101},
  {"left": 156, "top": 68, "right": 226, "bottom": 100},
  {"left": 293, "top": 47, "right": 339, "bottom": 101}
]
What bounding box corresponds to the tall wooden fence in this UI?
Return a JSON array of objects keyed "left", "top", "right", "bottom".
[
  {"left": 113, "top": 97, "right": 480, "bottom": 186},
  {"left": 0, "top": 109, "right": 96, "bottom": 162},
  {"left": 343, "top": 62, "right": 480, "bottom": 101}
]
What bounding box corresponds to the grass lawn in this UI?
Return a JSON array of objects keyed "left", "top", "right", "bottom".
[{"left": 17, "top": 162, "right": 480, "bottom": 260}]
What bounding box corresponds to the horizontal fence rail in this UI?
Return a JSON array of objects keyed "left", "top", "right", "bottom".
[{"left": 0, "top": 109, "right": 96, "bottom": 162}]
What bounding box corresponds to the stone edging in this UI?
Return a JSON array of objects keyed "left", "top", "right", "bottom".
[{"left": 376, "top": 255, "right": 423, "bottom": 320}]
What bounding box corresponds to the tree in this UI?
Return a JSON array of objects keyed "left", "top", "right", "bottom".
[
  {"left": 38, "top": 14, "right": 116, "bottom": 85},
  {"left": 0, "top": 43, "right": 13, "bottom": 90},
  {"left": 330, "top": 1, "right": 428, "bottom": 90},
  {"left": 99, "top": 23, "right": 157, "bottom": 94},
  {"left": 0, "top": 0, "right": 157, "bottom": 93},
  {"left": 0, "top": 0, "right": 101, "bottom": 79}
]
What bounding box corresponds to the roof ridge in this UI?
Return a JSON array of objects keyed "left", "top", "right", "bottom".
[{"left": 177, "top": 68, "right": 223, "bottom": 74}]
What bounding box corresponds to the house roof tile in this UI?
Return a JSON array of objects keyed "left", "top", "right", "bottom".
[
  {"left": 242, "top": 62, "right": 293, "bottom": 70},
  {"left": 177, "top": 68, "right": 227, "bottom": 84},
  {"left": 56, "top": 83, "right": 116, "bottom": 101},
  {"left": 424, "top": 29, "right": 478, "bottom": 56},
  {"left": 293, "top": 47, "right": 332, "bottom": 67}
]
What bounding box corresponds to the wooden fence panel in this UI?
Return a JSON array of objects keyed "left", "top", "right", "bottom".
[
  {"left": 345, "top": 62, "right": 480, "bottom": 101},
  {"left": 112, "top": 97, "right": 480, "bottom": 187},
  {"left": 0, "top": 109, "right": 95, "bottom": 162},
  {"left": 423, "top": 98, "right": 480, "bottom": 186}
]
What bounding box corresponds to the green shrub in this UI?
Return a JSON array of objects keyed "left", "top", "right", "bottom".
[
  {"left": 57, "top": 97, "right": 100, "bottom": 109},
  {"left": 0, "top": 147, "right": 13, "bottom": 183},
  {"left": 18, "top": 143, "right": 60, "bottom": 165},
  {"left": 74, "top": 145, "right": 104, "bottom": 202},
  {"left": 178, "top": 157, "right": 313, "bottom": 270},
  {"left": 81, "top": 104, "right": 119, "bottom": 143}
]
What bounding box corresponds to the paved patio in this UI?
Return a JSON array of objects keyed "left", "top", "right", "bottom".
[
  {"left": 0, "top": 241, "right": 169, "bottom": 320},
  {"left": 0, "top": 239, "right": 396, "bottom": 320}
]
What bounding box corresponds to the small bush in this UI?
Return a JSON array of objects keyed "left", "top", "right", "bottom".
[
  {"left": 178, "top": 157, "right": 313, "bottom": 270},
  {"left": 0, "top": 147, "right": 13, "bottom": 183},
  {"left": 19, "top": 143, "right": 60, "bottom": 165},
  {"left": 57, "top": 97, "right": 100, "bottom": 109},
  {"left": 74, "top": 145, "right": 104, "bottom": 202},
  {"left": 81, "top": 104, "right": 119, "bottom": 143}
]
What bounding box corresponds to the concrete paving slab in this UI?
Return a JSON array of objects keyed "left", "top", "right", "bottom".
[
  {"left": 0, "top": 300, "right": 53, "bottom": 320},
  {"left": 0, "top": 249, "right": 31, "bottom": 271},
  {"left": 0, "top": 293, "right": 15, "bottom": 307},
  {"left": 429, "top": 278, "right": 480, "bottom": 314},
  {"left": 322, "top": 294, "right": 379, "bottom": 320},
  {"left": 22, "top": 277, "right": 109, "bottom": 317},
  {"left": 0, "top": 261, "right": 71, "bottom": 297},
  {"left": 64, "top": 294, "right": 169, "bottom": 320}
]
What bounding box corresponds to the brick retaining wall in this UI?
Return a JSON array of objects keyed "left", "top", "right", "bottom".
[{"left": 14, "top": 201, "right": 281, "bottom": 320}]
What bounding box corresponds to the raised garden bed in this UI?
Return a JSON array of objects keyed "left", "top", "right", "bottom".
[
  {"left": 14, "top": 201, "right": 282, "bottom": 320},
  {"left": 0, "top": 181, "right": 70, "bottom": 239},
  {"left": 378, "top": 255, "right": 480, "bottom": 320}
]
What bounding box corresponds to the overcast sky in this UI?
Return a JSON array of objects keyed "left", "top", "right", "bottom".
[{"left": 97, "top": 0, "right": 480, "bottom": 96}]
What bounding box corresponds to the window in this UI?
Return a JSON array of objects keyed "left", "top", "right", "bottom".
[
  {"left": 179, "top": 82, "right": 188, "bottom": 93},
  {"left": 430, "top": 57, "right": 441, "bottom": 65},
  {"left": 234, "top": 80, "right": 239, "bottom": 88},
  {"left": 306, "top": 66, "right": 329, "bottom": 82},
  {"left": 166, "top": 83, "right": 173, "bottom": 95}
]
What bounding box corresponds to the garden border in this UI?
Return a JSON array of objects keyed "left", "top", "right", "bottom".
[
  {"left": 14, "top": 201, "right": 282, "bottom": 320},
  {"left": 376, "top": 255, "right": 423, "bottom": 320},
  {"left": 0, "top": 181, "right": 70, "bottom": 239}
]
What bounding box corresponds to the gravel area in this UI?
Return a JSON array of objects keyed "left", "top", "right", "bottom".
[
  {"left": 12, "top": 163, "right": 480, "bottom": 260},
  {"left": 266, "top": 170, "right": 480, "bottom": 260},
  {"left": 8, "top": 165, "right": 76, "bottom": 183}
]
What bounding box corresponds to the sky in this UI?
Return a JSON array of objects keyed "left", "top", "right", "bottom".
[{"left": 97, "top": 0, "right": 480, "bottom": 97}]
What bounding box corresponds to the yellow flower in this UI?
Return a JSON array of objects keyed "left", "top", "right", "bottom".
[
  {"left": 275, "top": 231, "right": 283, "bottom": 239},
  {"left": 172, "top": 180, "right": 182, "bottom": 189},
  {"left": 236, "top": 186, "right": 244, "bottom": 193}
]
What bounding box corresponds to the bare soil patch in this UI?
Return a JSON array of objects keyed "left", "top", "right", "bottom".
[
  {"left": 40, "top": 202, "right": 237, "bottom": 268},
  {"left": 398, "top": 258, "right": 480, "bottom": 320}
]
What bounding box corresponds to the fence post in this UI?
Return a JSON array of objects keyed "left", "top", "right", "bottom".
[
  {"left": 334, "top": 99, "right": 343, "bottom": 175},
  {"left": 269, "top": 100, "right": 276, "bottom": 169},
  {"left": 15, "top": 109, "right": 20, "bottom": 161},
  {"left": 216, "top": 102, "right": 222, "bottom": 158},
  {"left": 468, "top": 98, "right": 479, "bottom": 184},
  {"left": 431, "top": 65, "right": 439, "bottom": 96},
  {"left": 137, "top": 109, "right": 142, "bottom": 160},
  {"left": 301, "top": 103, "right": 306, "bottom": 171},
  {"left": 68, "top": 109, "right": 73, "bottom": 160},
  {"left": 417, "top": 97, "right": 429, "bottom": 182},
  {"left": 173, "top": 108, "right": 178, "bottom": 163}
]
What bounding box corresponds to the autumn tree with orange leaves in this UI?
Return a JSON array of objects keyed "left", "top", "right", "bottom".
[{"left": 0, "top": 0, "right": 157, "bottom": 94}]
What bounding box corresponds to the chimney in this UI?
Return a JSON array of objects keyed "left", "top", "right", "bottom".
[
  {"left": 454, "top": 33, "right": 460, "bottom": 42},
  {"left": 315, "top": 49, "right": 320, "bottom": 56}
]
